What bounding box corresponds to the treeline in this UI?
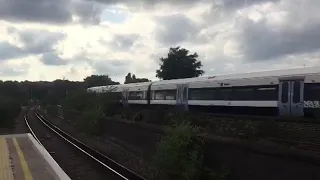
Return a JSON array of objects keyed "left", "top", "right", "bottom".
[{"left": 0, "top": 46, "right": 204, "bottom": 128}]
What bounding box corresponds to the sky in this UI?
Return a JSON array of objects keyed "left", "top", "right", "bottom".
[{"left": 0, "top": 0, "right": 319, "bottom": 83}]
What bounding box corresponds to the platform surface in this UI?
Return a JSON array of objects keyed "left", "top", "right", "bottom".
[{"left": 0, "top": 133, "right": 70, "bottom": 180}]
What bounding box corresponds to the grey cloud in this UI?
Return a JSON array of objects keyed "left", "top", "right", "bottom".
[
  {"left": 0, "top": 28, "right": 67, "bottom": 65},
  {"left": 90, "top": 0, "right": 203, "bottom": 10},
  {"left": 154, "top": 14, "right": 200, "bottom": 46},
  {"left": 72, "top": 0, "right": 103, "bottom": 24},
  {"left": 0, "top": 0, "right": 101, "bottom": 24},
  {"left": 18, "top": 30, "right": 66, "bottom": 54},
  {"left": 113, "top": 34, "right": 139, "bottom": 50},
  {"left": 211, "top": 0, "right": 279, "bottom": 12},
  {"left": 40, "top": 52, "right": 67, "bottom": 66},
  {"left": 101, "top": 34, "right": 140, "bottom": 51},
  {"left": 90, "top": 59, "right": 132, "bottom": 76},
  {"left": 0, "top": 63, "right": 30, "bottom": 76},
  {"left": 0, "top": 0, "right": 72, "bottom": 24},
  {"left": 235, "top": 0, "right": 320, "bottom": 61},
  {"left": 0, "top": 42, "right": 25, "bottom": 60}
]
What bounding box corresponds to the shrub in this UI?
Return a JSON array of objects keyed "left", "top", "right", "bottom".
[
  {"left": 0, "top": 96, "right": 21, "bottom": 129},
  {"left": 153, "top": 112, "right": 229, "bottom": 180},
  {"left": 77, "top": 107, "right": 105, "bottom": 135},
  {"left": 153, "top": 114, "right": 204, "bottom": 180}
]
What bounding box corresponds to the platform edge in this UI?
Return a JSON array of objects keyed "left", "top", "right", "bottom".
[{"left": 27, "top": 133, "right": 71, "bottom": 180}]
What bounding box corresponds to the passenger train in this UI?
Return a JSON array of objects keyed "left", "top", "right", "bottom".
[{"left": 87, "top": 67, "right": 320, "bottom": 118}]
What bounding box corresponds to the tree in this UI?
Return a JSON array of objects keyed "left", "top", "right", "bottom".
[
  {"left": 156, "top": 46, "right": 204, "bottom": 80},
  {"left": 124, "top": 73, "right": 150, "bottom": 84},
  {"left": 84, "top": 75, "right": 120, "bottom": 88}
]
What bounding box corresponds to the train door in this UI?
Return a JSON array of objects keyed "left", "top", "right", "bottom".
[
  {"left": 176, "top": 84, "right": 189, "bottom": 110},
  {"left": 278, "top": 80, "right": 304, "bottom": 117},
  {"left": 122, "top": 89, "right": 129, "bottom": 107},
  {"left": 181, "top": 84, "right": 189, "bottom": 110},
  {"left": 176, "top": 84, "right": 182, "bottom": 106}
]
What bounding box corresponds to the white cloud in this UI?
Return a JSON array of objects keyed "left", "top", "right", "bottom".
[{"left": 0, "top": 0, "right": 319, "bottom": 83}]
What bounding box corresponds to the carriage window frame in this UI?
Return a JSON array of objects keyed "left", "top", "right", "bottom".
[
  {"left": 304, "top": 83, "right": 320, "bottom": 101},
  {"left": 292, "top": 81, "right": 301, "bottom": 103},
  {"left": 153, "top": 90, "right": 177, "bottom": 100},
  {"left": 281, "top": 82, "right": 289, "bottom": 103},
  {"left": 128, "top": 91, "right": 144, "bottom": 100},
  {"left": 188, "top": 85, "right": 278, "bottom": 101}
]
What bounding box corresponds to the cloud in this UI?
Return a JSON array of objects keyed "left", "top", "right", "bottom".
[
  {"left": 40, "top": 52, "right": 68, "bottom": 66},
  {"left": 211, "top": 0, "right": 280, "bottom": 12},
  {"left": 0, "top": 0, "right": 72, "bottom": 24},
  {"left": 0, "top": 0, "right": 319, "bottom": 82},
  {"left": 91, "top": 0, "right": 202, "bottom": 10},
  {"left": 233, "top": 0, "right": 320, "bottom": 61},
  {"left": 0, "top": 42, "right": 25, "bottom": 60},
  {"left": 0, "top": 0, "right": 102, "bottom": 24},
  {"left": 237, "top": 19, "right": 320, "bottom": 61},
  {"left": 154, "top": 13, "right": 201, "bottom": 46},
  {"left": 89, "top": 59, "right": 132, "bottom": 77},
  {"left": 0, "top": 64, "right": 29, "bottom": 76},
  {"left": 4, "top": 27, "right": 68, "bottom": 65},
  {"left": 18, "top": 30, "right": 66, "bottom": 54},
  {"left": 72, "top": 0, "right": 103, "bottom": 24},
  {"left": 104, "top": 33, "right": 140, "bottom": 51}
]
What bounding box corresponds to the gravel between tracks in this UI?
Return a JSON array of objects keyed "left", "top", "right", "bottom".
[
  {"left": 26, "top": 107, "right": 124, "bottom": 180},
  {"left": 38, "top": 109, "right": 156, "bottom": 180}
]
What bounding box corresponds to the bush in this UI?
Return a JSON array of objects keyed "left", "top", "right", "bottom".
[
  {"left": 153, "top": 112, "right": 229, "bottom": 180},
  {"left": 153, "top": 114, "right": 204, "bottom": 180},
  {"left": 0, "top": 96, "right": 21, "bottom": 129},
  {"left": 76, "top": 107, "right": 106, "bottom": 136},
  {"left": 61, "top": 90, "right": 121, "bottom": 116}
]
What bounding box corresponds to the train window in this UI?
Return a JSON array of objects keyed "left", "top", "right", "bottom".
[
  {"left": 183, "top": 87, "right": 188, "bottom": 101},
  {"left": 155, "top": 91, "right": 166, "bottom": 100},
  {"left": 304, "top": 83, "right": 320, "bottom": 100},
  {"left": 136, "top": 91, "right": 144, "bottom": 100},
  {"left": 128, "top": 91, "right": 144, "bottom": 100},
  {"left": 255, "top": 86, "right": 278, "bottom": 100},
  {"left": 281, "top": 82, "right": 289, "bottom": 103},
  {"left": 153, "top": 90, "right": 176, "bottom": 100},
  {"left": 165, "top": 90, "right": 176, "bottom": 100},
  {"left": 128, "top": 91, "right": 136, "bottom": 100},
  {"left": 215, "top": 89, "right": 232, "bottom": 100},
  {"left": 233, "top": 88, "right": 253, "bottom": 100},
  {"left": 188, "top": 88, "right": 216, "bottom": 100},
  {"left": 293, "top": 82, "right": 301, "bottom": 103}
]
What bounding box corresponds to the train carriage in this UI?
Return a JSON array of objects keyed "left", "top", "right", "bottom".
[{"left": 87, "top": 66, "right": 320, "bottom": 118}]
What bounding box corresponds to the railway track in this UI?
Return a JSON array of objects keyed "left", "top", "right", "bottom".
[{"left": 25, "top": 106, "right": 146, "bottom": 180}]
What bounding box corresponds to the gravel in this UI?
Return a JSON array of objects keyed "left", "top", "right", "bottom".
[
  {"left": 38, "top": 109, "right": 157, "bottom": 180},
  {"left": 27, "top": 107, "right": 124, "bottom": 180}
]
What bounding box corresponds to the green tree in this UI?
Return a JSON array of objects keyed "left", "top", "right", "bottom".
[
  {"left": 124, "top": 73, "right": 150, "bottom": 84},
  {"left": 156, "top": 47, "right": 204, "bottom": 80},
  {"left": 84, "top": 75, "right": 120, "bottom": 88}
]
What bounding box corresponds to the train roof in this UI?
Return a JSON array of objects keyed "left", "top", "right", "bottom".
[
  {"left": 87, "top": 66, "right": 320, "bottom": 91},
  {"left": 151, "top": 66, "right": 320, "bottom": 86}
]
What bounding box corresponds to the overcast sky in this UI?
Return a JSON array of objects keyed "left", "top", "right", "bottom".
[{"left": 0, "top": 0, "right": 318, "bottom": 83}]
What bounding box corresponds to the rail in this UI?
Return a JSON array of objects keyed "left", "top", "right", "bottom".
[{"left": 26, "top": 106, "right": 146, "bottom": 180}]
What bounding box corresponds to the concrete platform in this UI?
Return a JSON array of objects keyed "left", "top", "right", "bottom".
[{"left": 0, "top": 133, "right": 70, "bottom": 180}]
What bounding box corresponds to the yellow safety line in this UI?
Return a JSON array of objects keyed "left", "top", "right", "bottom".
[
  {"left": 13, "top": 138, "right": 34, "bottom": 180},
  {"left": 0, "top": 137, "right": 14, "bottom": 180}
]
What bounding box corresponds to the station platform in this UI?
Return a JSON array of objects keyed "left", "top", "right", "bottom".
[{"left": 0, "top": 133, "right": 70, "bottom": 180}]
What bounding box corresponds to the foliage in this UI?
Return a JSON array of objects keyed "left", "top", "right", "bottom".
[
  {"left": 84, "top": 75, "right": 120, "bottom": 88},
  {"left": 154, "top": 115, "right": 204, "bottom": 180},
  {"left": 62, "top": 90, "right": 97, "bottom": 112},
  {"left": 0, "top": 96, "right": 21, "bottom": 129},
  {"left": 124, "top": 73, "right": 150, "bottom": 84},
  {"left": 156, "top": 46, "right": 204, "bottom": 80},
  {"left": 153, "top": 113, "right": 229, "bottom": 180},
  {"left": 77, "top": 109, "right": 103, "bottom": 135}
]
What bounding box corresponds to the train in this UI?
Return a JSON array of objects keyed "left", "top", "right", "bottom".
[{"left": 87, "top": 66, "right": 320, "bottom": 118}]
